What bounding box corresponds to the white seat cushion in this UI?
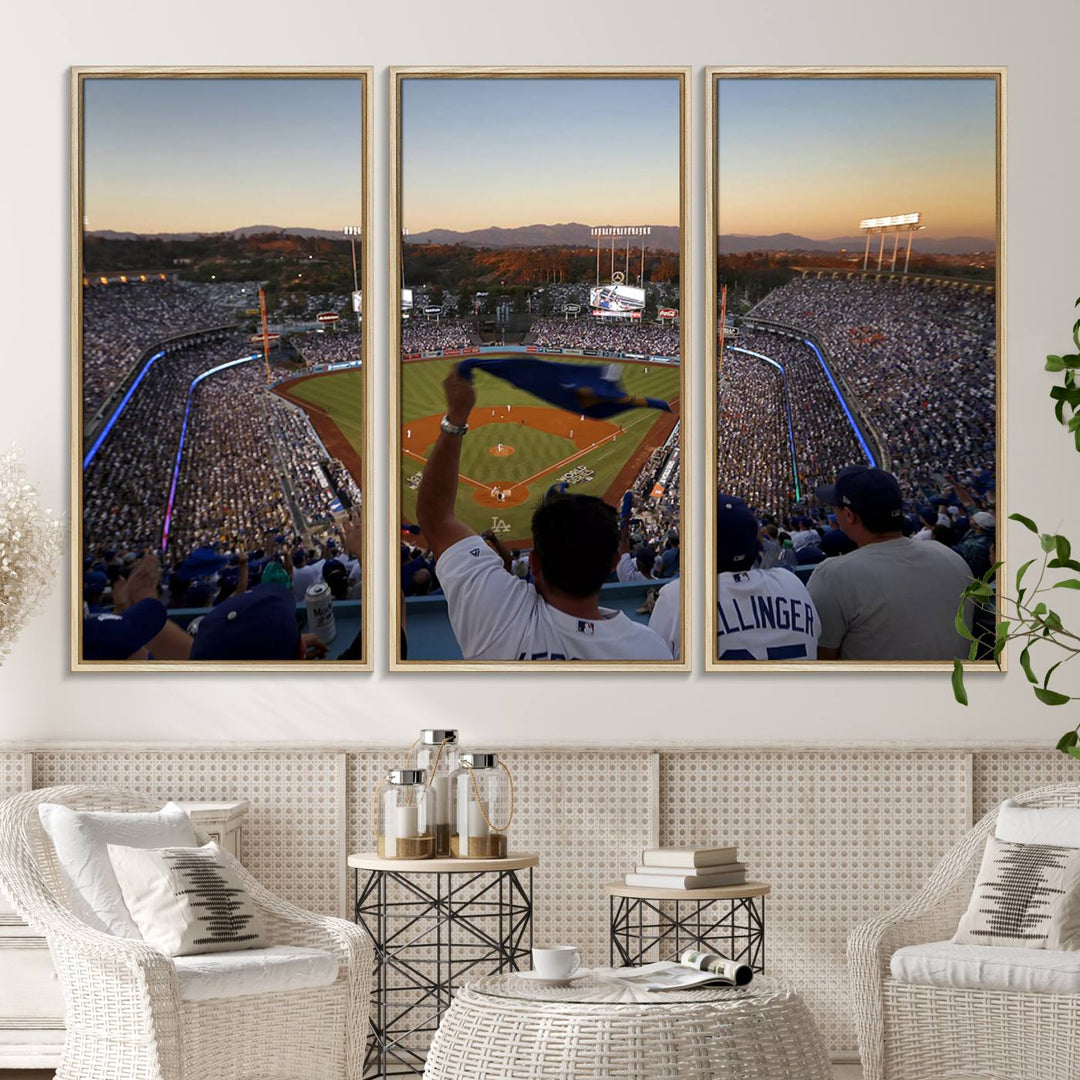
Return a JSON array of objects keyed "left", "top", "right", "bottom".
[
  {"left": 892, "top": 940, "right": 1080, "bottom": 995},
  {"left": 173, "top": 945, "right": 339, "bottom": 1002}
]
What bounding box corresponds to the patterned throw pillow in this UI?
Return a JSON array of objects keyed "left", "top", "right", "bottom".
[
  {"left": 107, "top": 841, "right": 266, "bottom": 957},
  {"left": 953, "top": 835, "right": 1080, "bottom": 949}
]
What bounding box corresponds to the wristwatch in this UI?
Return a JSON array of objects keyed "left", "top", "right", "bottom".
[{"left": 440, "top": 415, "right": 469, "bottom": 437}]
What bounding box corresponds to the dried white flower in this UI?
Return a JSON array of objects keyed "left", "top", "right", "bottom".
[{"left": 0, "top": 446, "right": 65, "bottom": 663}]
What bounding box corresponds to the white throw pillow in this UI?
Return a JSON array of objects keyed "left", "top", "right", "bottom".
[
  {"left": 38, "top": 801, "right": 197, "bottom": 937},
  {"left": 107, "top": 841, "right": 266, "bottom": 957},
  {"left": 996, "top": 798, "right": 1080, "bottom": 847},
  {"left": 953, "top": 834, "right": 1080, "bottom": 950}
]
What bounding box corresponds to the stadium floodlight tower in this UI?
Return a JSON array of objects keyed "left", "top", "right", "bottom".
[
  {"left": 343, "top": 225, "right": 362, "bottom": 328},
  {"left": 590, "top": 226, "right": 652, "bottom": 286},
  {"left": 859, "top": 212, "right": 925, "bottom": 273}
]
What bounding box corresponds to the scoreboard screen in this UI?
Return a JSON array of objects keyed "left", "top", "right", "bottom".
[{"left": 589, "top": 283, "right": 646, "bottom": 314}]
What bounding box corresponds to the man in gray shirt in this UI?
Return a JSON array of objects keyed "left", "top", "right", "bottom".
[{"left": 807, "top": 466, "right": 974, "bottom": 661}]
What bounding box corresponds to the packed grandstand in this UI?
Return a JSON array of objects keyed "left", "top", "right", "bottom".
[
  {"left": 80, "top": 281, "right": 365, "bottom": 653},
  {"left": 82, "top": 280, "right": 682, "bottom": 655},
  {"left": 717, "top": 271, "right": 996, "bottom": 548}
]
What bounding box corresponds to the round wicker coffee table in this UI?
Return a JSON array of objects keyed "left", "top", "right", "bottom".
[{"left": 422, "top": 972, "right": 830, "bottom": 1079}]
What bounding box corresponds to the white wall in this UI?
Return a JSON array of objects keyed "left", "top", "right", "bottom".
[{"left": 1, "top": 0, "right": 1078, "bottom": 747}]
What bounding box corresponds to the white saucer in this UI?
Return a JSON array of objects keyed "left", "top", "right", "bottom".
[{"left": 514, "top": 970, "right": 590, "bottom": 986}]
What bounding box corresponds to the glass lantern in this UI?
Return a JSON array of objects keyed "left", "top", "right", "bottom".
[
  {"left": 376, "top": 769, "right": 435, "bottom": 859},
  {"left": 415, "top": 729, "right": 461, "bottom": 857},
  {"left": 452, "top": 753, "right": 513, "bottom": 859}
]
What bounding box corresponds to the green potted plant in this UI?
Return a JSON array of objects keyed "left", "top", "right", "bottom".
[{"left": 952, "top": 298, "right": 1080, "bottom": 758}]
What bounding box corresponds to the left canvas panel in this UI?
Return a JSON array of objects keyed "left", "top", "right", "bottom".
[{"left": 73, "top": 69, "right": 373, "bottom": 670}]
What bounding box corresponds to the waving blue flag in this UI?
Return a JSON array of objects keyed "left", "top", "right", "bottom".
[{"left": 457, "top": 357, "right": 670, "bottom": 419}]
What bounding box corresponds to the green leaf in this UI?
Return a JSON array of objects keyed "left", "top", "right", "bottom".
[
  {"left": 954, "top": 606, "right": 976, "bottom": 642},
  {"left": 1057, "top": 731, "right": 1079, "bottom": 752},
  {"left": 1047, "top": 354, "right": 1066, "bottom": 372},
  {"left": 1020, "top": 645, "right": 1037, "bottom": 684},
  {"left": 1044, "top": 610, "right": 1065, "bottom": 632},
  {"left": 1047, "top": 558, "right": 1080, "bottom": 572},
  {"left": 1034, "top": 687, "right": 1072, "bottom": 706},
  {"left": 1052, "top": 579, "right": 1080, "bottom": 590},
  {"left": 1010, "top": 513, "right": 1039, "bottom": 534},
  {"left": 1066, "top": 746, "right": 1080, "bottom": 762},
  {"left": 1043, "top": 661, "right": 1065, "bottom": 691},
  {"left": 951, "top": 659, "right": 968, "bottom": 706},
  {"left": 1057, "top": 536, "right": 1073, "bottom": 562},
  {"left": 1015, "top": 558, "right": 1036, "bottom": 590},
  {"left": 1041, "top": 533, "right": 1058, "bottom": 553}
]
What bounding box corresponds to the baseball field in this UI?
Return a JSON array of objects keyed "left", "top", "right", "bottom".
[
  {"left": 400, "top": 353, "right": 680, "bottom": 545},
  {"left": 272, "top": 367, "right": 365, "bottom": 490}
]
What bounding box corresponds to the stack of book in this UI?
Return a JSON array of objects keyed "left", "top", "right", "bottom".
[{"left": 624, "top": 845, "right": 747, "bottom": 890}]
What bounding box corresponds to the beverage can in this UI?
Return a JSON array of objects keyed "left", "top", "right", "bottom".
[{"left": 305, "top": 582, "right": 336, "bottom": 644}]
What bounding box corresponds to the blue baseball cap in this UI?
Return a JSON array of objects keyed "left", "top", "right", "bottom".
[
  {"left": 189, "top": 584, "right": 301, "bottom": 661},
  {"left": 717, "top": 494, "right": 760, "bottom": 572},
  {"left": 174, "top": 546, "right": 228, "bottom": 582},
  {"left": 83, "top": 599, "right": 168, "bottom": 661},
  {"left": 84, "top": 570, "right": 109, "bottom": 598}
]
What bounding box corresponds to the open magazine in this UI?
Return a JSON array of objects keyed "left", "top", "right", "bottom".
[{"left": 595, "top": 949, "right": 753, "bottom": 992}]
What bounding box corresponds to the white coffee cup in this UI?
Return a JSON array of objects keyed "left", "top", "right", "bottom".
[{"left": 532, "top": 945, "right": 581, "bottom": 979}]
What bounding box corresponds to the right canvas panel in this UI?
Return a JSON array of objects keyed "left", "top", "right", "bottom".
[{"left": 706, "top": 69, "right": 1004, "bottom": 670}]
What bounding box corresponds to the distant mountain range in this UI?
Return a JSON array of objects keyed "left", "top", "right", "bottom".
[
  {"left": 85, "top": 224, "right": 993, "bottom": 256},
  {"left": 719, "top": 232, "right": 995, "bottom": 255},
  {"left": 87, "top": 225, "right": 347, "bottom": 241},
  {"left": 404, "top": 222, "right": 681, "bottom": 251},
  {"left": 87, "top": 222, "right": 682, "bottom": 251}
]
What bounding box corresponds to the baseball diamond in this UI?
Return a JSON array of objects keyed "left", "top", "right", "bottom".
[{"left": 399, "top": 353, "right": 680, "bottom": 545}]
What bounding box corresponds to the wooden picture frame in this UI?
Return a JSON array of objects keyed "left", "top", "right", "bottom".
[
  {"left": 704, "top": 67, "right": 1006, "bottom": 671},
  {"left": 389, "top": 67, "right": 691, "bottom": 671},
  {"left": 72, "top": 67, "right": 374, "bottom": 670}
]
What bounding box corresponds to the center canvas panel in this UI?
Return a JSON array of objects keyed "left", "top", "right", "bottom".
[{"left": 391, "top": 70, "right": 689, "bottom": 669}]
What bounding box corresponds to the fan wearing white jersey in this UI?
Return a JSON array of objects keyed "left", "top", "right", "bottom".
[
  {"left": 416, "top": 366, "right": 672, "bottom": 662},
  {"left": 650, "top": 494, "right": 819, "bottom": 661}
]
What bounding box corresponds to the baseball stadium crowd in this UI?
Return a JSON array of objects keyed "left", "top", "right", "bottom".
[
  {"left": 82, "top": 279, "right": 256, "bottom": 418},
  {"left": 82, "top": 324, "right": 366, "bottom": 662},
  {"left": 715, "top": 350, "right": 791, "bottom": 518},
  {"left": 527, "top": 318, "right": 679, "bottom": 358},
  {"left": 718, "top": 329, "right": 866, "bottom": 515},
  {"left": 750, "top": 276, "right": 996, "bottom": 496},
  {"left": 401, "top": 318, "right": 475, "bottom": 352},
  {"left": 290, "top": 329, "right": 363, "bottom": 367}
]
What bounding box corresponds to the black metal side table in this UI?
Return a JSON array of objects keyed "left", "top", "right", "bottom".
[
  {"left": 605, "top": 880, "right": 770, "bottom": 972},
  {"left": 350, "top": 851, "right": 538, "bottom": 1078}
]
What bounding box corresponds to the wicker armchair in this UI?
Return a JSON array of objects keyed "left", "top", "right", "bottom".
[
  {"left": 849, "top": 782, "right": 1080, "bottom": 1080},
  {"left": 0, "top": 786, "right": 373, "bottom": 1080}
]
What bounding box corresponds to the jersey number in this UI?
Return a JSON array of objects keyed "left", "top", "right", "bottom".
[{"left": 719, "top": 644, "right": 808, "bottom": 661}]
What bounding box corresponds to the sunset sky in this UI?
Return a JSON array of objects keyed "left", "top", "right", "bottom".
[
  {"left": 83, "top": 78, "right": 364, "bottom": 234},
  {"left": 716, "top": 77, "right": 997, "bottom": 241},
  {"left": 401, "top": 78, "right": 680, "bottom": 232}
]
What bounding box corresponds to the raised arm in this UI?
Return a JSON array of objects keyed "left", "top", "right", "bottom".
[{"left": 416, "top": 366, "right": 478, "bottom": 560}]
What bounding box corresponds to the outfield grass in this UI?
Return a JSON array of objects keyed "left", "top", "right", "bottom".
[
  {"left": 285, "top": 369, "right": 365, "bottom": 458},
  {"left": 400, "top": 355, "right": 679, "bottom": 541}
]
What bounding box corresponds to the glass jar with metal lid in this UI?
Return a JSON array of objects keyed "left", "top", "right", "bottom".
[
  {"left": 452, "top": 753, "right": 514, "bottom": 859},
  {"left": 415, "top": 730, "right": 461, "bottom": 857},
  {"left": 375, "top": 769, "right": 436, "bottom": 859}
]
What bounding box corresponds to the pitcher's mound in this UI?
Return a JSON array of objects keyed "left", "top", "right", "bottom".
[{"left": 489, "top": 444, "right": 515, "bottom": 457}]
